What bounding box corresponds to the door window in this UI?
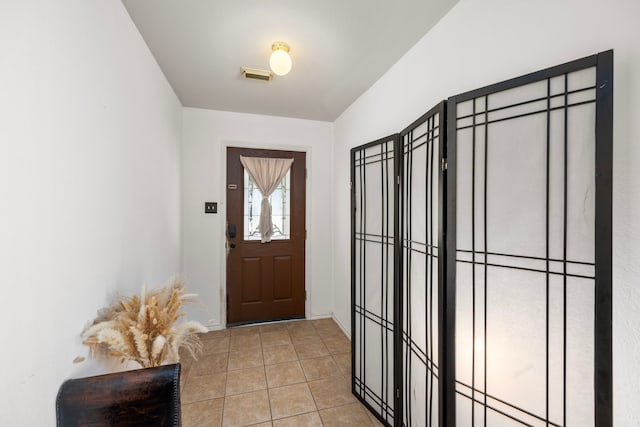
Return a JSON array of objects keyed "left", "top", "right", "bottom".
[{"left": 243, "top": 169, "right": 290, "bottom": 240}]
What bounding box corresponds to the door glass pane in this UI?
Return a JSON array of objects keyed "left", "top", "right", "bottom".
[{"left": 244, "top": 169, "right": 290, "bottom": 240}]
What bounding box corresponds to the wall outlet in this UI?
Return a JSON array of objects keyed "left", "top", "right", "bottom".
[{"left": 205, "top": 202, "right": 217, "bottom": 214}]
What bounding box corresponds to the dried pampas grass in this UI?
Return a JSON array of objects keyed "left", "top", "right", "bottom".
[{"left": 81, "top": 277, "right": 208, "bottom": 368}]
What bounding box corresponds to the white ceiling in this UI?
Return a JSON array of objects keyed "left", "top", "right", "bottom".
[{"left": 122, "top": 0, "right": 459, "bottom": 121}]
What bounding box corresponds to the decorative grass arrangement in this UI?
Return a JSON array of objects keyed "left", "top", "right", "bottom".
[{"left": 81, "top": 278, "right": 208, "bottom": 368}]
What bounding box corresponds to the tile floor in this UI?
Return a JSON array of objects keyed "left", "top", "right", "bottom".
[{"left": 179, "top": 318, "right": 383, "bottom": 427}]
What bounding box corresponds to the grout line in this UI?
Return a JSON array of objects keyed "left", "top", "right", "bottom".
[
  {"left": 271, "top": 409, "right": 320, "bottom": 424},
  {"left": 307, "top": 374, "right": 321, "bottom": 416},
  {"left": 266, "top": 382, "right": 274, "bottom": 425},
  {"left": 220, "top": 395, "right": 225, "bottom": 427}
]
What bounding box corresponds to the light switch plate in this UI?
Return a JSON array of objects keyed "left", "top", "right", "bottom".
[{"left": 205, "top": 202, "right": 217, "bottom": 214}]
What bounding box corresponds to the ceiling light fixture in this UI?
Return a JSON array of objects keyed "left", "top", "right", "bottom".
[{"left": 270, "top": 41, "right": 292, "bottom": 76}]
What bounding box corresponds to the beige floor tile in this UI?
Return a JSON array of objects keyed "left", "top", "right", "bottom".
[
  {"left": 262, "top": 344, "right": 298, "bottom": 365},
  {"left": 319, "top": 403, "right": 373, "bottom": 426},
  {"left": 367, "top": 409, "right": 385, "bottom": 427},
  {"left": 182, "top": 372, "right": 227, "bottom": 403},
  {"left": 316, "top": 322, "right": 346, "bottom": 335},
  {"left": 228, "top": 349, "right": 264, "bottom": 371},
  {"left": 317, "top": 329, "right": 346, "bottom": 341},
  {"left": 247, "top": 423, "right": 272, "bottom": 427},
  {"left": 268, "top": 383, "right": 317, "bottom": 420},
  {"left": 294, "top": 340, "right": 329, "bottom": 360},
  {"left": 225, "top": 366, "right": 267, "bottom": 396},
  {"left": 230, "top": 325, "right": 262, "bottom": 336},
  {"left": 332, "top": 353, "right": 352, "bottom": 375},
  {"left": 202, "top": 336, "right": 230, "bottom": 354},
  {"left": 319, "top": 322, "right": 344, "bottom": 334},
  {"left": 200, "top": 329, "right": 231, "bottom": 340},
  {"left": 285, "top": 319, "right": 313, "bottom": 329},
  {"left": 265, "top": 361, "right": 306, "bottom": 388},
  {"left": 180, "top": 364, "right": 191, "bottom": 391},
  {"left": 182, "top": 398, "right": 224, "bottom": 427},
  {"left": 310, "top": 318, "right": 335, "bottom": 329},
  {"left": 259, "top": 322, "right": 289, "bottom": 333},
  {"left": 179, "top": 347, "right": 195, "bottom": 368},
  {"left": 260, "top": 330, "right": 292, "bottom": 347},
  {"left": 272, "top": 411, "right": 323, "bottom": 427},
  {"left": 308, "top": 375, "right": 356, "bottom": 409},
  {"left": 322, "top": 336, "right": 351, "bottom": 354},
  {"left": 289, "top": 327, "right": 320, "bottom": 343},
  {"left": 222, "top": 390, "right": 271, "bottom": 427},
  {"left": 288, "top": 321, "right": 317, "bottom": 333},
  {"left": 190, "top": 353, "right": 229, "bottom": 376},
  {"left": 289, "top": 334, "right": 321, "bottom": 346},
  {"left": 230, "top": 333, "right": 261, "bottom": 352},
  {"left": 300, "top": 356, "right": 340, "bottom": 381},
  {"left": 312, "top": 322, "right": 341, "bottom": 333}
]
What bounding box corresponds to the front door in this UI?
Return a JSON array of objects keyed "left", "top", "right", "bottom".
[{"left": 226, "top": 147, "right": 306, "bottom": 325}]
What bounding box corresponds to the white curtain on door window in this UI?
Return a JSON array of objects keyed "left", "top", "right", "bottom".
[{"left": 240, "top": 156, "right": 294, "bottom": 243}]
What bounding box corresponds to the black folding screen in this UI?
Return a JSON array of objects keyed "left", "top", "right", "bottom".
[{"left": 351, "top": 50, "right": 612, "bottom": 427}]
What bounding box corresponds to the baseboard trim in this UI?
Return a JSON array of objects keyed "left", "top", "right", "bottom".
[
  {"left": 307, "top": 313, "right": 332, "bottom": 321},
  {"left": 331, "top": 313, "right": 351, "bottom": 340},
  {"left": 206, "top": 323, "right": 225, "bottom": 332}
]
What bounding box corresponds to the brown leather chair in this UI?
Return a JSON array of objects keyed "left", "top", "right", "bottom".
[{"left": 56, "top": 363, "right": 181, "bottom": 426}]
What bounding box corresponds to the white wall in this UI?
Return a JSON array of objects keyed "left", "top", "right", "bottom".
[
  {"left": 332, "top": 0, "right": 640, "bottom": 425},
  {"left": 0, "top": 1, "right": 183, "bottom": 425},
  {"left": 182, "top": 108, "right": 334, "bottom": 329}
]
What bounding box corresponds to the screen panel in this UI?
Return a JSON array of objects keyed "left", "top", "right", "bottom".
[
  {"left": 399, "top": 103, "right": 445, "bottom": 427},
  {"left": 351, "top": 135, "right": 398, "bottom": 426},
  {"left": 448, "top": 51, "right": 612, "bottom": 427}
]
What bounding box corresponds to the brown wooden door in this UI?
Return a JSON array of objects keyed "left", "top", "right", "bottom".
[{"left": 226, "top": 147, "right": 306, "bottom": 325}]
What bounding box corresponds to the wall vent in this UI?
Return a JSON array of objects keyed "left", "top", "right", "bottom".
[{"left": 241, "top": 67, "right": 272, "bottom": 82}]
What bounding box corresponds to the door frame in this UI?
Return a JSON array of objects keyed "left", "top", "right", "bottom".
[{"left": 219, "top": 140, "right": 312, "bottom": 328}]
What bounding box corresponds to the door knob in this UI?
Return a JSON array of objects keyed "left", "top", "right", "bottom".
[{"left": 229, "top": 243, "right": 236, "bottom": 249}]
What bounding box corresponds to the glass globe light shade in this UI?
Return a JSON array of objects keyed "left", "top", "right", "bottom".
[{"left": 270, "top": 49, "right": 292, "bottom": 76}]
